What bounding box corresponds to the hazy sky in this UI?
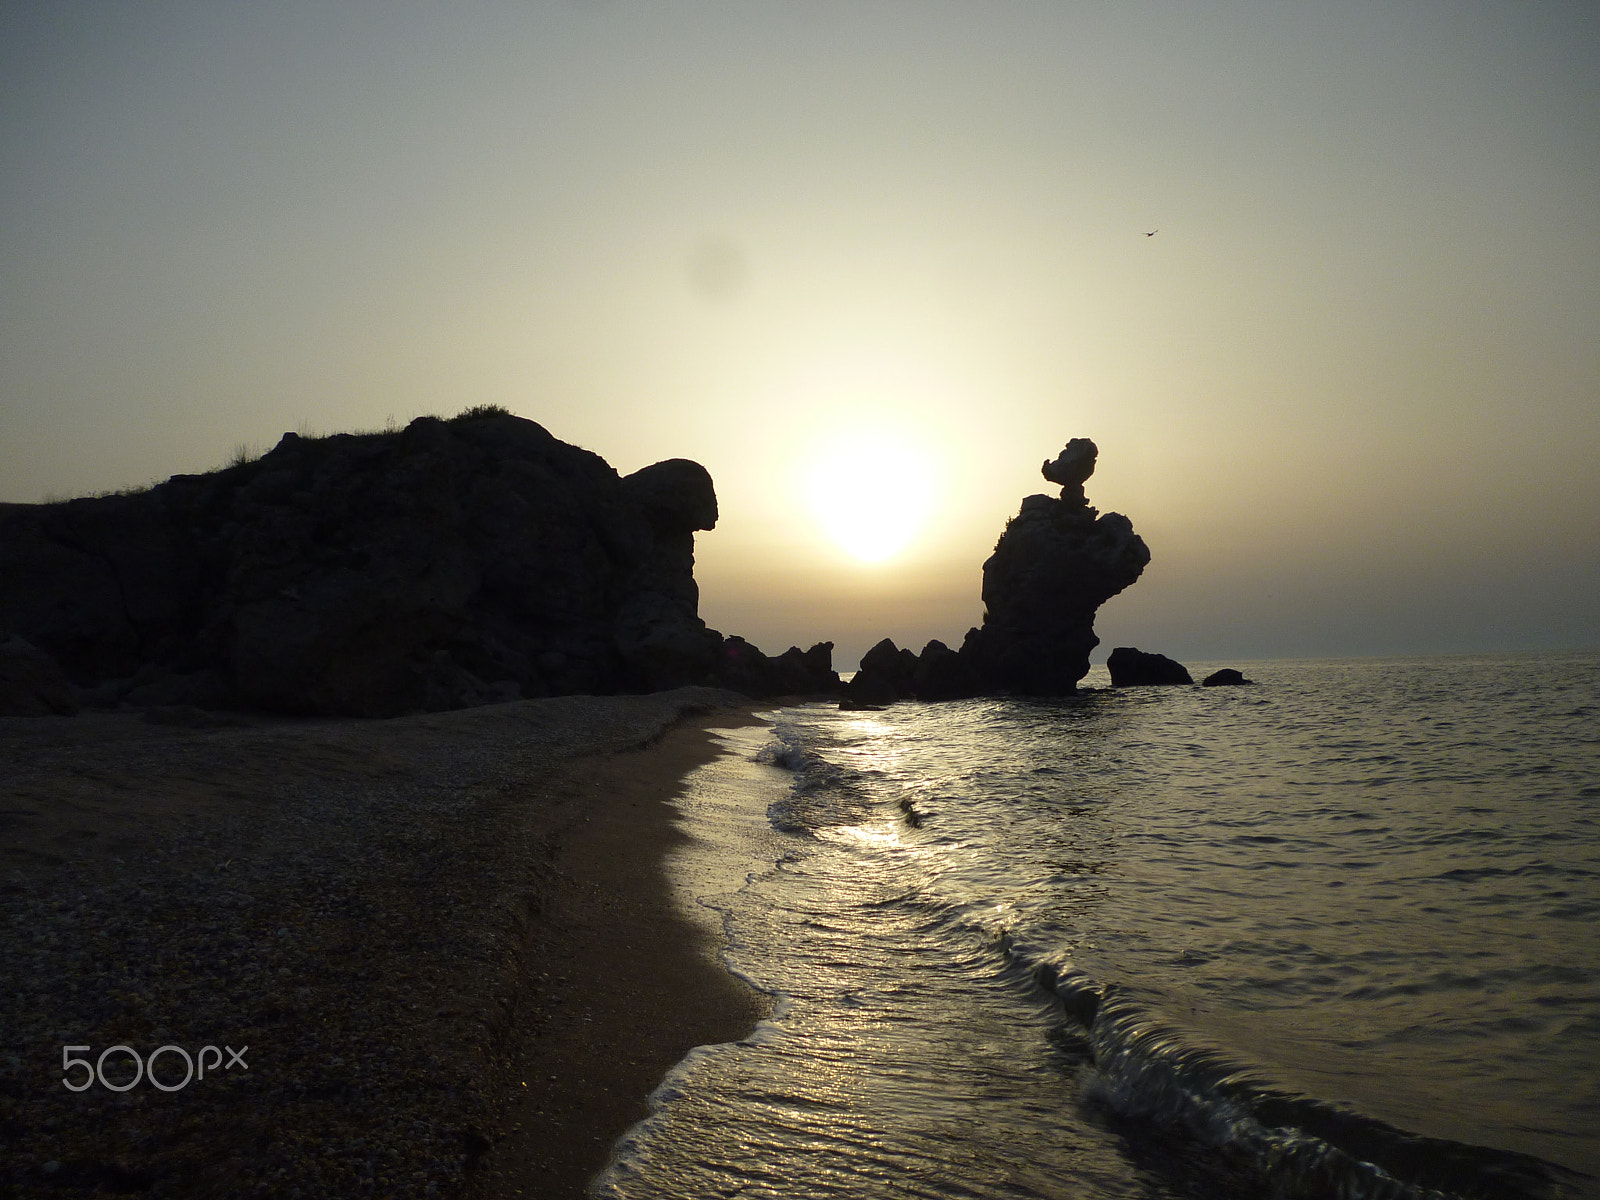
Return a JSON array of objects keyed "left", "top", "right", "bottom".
[{"left": 3, "top": 1, "right": 1596, "bottom": 667}]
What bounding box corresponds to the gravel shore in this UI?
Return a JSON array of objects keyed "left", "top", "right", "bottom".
[{"left": 0, "top": 688, "right": 769, "bottom": 1198}]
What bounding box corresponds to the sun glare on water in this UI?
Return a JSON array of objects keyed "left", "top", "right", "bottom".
[{"left": 804, "top": 433, "right": 936, "bottom": 563}]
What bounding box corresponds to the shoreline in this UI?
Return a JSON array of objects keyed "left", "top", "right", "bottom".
[
  {"left": 0, "top": 688, "right": 771, "bottom": 1199},
  {"left": 465, "top": 718, "right": 774, "bottom": 1199}
]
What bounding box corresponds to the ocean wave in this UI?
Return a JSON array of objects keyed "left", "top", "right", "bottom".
[
  {"left": 725, "top": 670, "right": 1599, "bottom": 1198},
  {"left": 755, "top": 725, "right": 874, "bottom": 835},
  {"left": 755, "top": 727, "right": 852, "bottom": 792},
  {"left": 1011, "top": 952, "right": 1587, "bottom": 1200}
]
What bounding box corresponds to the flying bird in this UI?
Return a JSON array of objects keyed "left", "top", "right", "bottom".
[{"left": 1145, "top": 230, "right": 1159, "bottom": 237}]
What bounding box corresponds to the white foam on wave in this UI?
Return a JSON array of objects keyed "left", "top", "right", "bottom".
[{"left": 590, "top": 718, "right": 797, "bottom": 1197}]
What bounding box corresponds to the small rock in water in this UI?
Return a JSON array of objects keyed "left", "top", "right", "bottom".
[{"left": 1107, "top": 647, "right": 1193, "bottom": 686}]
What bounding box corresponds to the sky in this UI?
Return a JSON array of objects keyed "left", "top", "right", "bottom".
[{"left": 3, "top": 1, "right": 1596, "bottom": 669}]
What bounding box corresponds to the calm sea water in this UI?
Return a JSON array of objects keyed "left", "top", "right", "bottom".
[{"left": 595, "top": 652, "right": 1600, "bottom": 1200}]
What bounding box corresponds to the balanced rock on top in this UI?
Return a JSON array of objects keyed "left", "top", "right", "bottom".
[{"left": 1041, "top": 438, "right": 1098, "bottom": 506}]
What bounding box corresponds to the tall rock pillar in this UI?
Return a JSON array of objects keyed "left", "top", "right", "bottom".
[{"left": 962, "top": 439, "right": 1150, "bottom": 694}]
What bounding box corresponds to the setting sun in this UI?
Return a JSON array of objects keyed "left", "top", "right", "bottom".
[{"left": 803, "top": 432, "right": 936, "bottom": 563}]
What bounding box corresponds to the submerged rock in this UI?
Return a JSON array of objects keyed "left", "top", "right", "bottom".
[
  {"left": 1107, "top": 647, "right": 1193, "bottom": 686},
  {"left": 1202, "top": 668, "right": 1255, "bottom": 686}
]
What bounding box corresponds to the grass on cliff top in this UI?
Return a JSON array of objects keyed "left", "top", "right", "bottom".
[
  {"left": 225, "top": 404, "right": 514, "bottom": 472},
  {"left": 39, "top": 404, "right": 520, "bottom": 504}
]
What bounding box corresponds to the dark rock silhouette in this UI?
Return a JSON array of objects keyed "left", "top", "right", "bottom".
[
  {"left": 712, "top": 636, "right": 774, "bottom": 698},
  {"left": 781, "top": 643, "right": 843, "bottom": 695},
  {"left": 5, "top": 423, "right": 1164, "bottom": 712},
  {"left": 0, "top": 412, "right": 733, "bottom": 716},
  {"left": 842, "top": 675, "right": 898, "bottom": 707},
  {"left": 1107, "top": 647, "right": 1193, "bottom": 686},
  {"left": 1202, "top": 668, "right": 1254, "bottom": 686},
  {"left": 961, "top": 440, "right": 1150, "bottom": 694},
  {"left": 844, "top": 637, "right": 919, "bottom": 705},
  {"left": 911, "top": 639, "right": 981, "bottom": 701},
  {"left": 715, "top": 636, "right": 840, "bottom": 699},
  {"left": 834, "top": 438, "right": 1150, "bottom": 702},
  {"left": 0, "top": 634, "right": 79, "bottom": 716},
  {"left": 1040, "top": 438, "right": 1098, "bottom": 505},
  {"left": 842, "top": 636, "right": 984, "bottom": 706}
]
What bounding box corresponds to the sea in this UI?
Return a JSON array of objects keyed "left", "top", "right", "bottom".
[{"left": 594, "top": 651, "right": 1600, "bottom": 1200}]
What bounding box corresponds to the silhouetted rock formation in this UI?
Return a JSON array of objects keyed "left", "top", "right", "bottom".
[
  {"left": 0, "top": 634, "right": 78, "bottom": 716},
  {"left": 715, "top": 636, "right": 841, "bottom": 699},
  {"left": 1202, "top": 668, "right": 1254, "bottom": 686},
  {"left": 912, "top": 639, "right": 981, "bottom": 701},
  {"left": 1040, "top": 438, "right": 1098, "bottom": 506},
  {"left": 961, "top": 440, "right": 1150, "bottom": 694},
  {"left": 835, "top": 439, "right": 1150, "bottom": 702},
  {"left": 1107, "top": 647, "right": 1193, "bottom": 686},
  {"left": 844, "top": 636, "right": 984, "bottom": 705},
  {"left": 783, "top": 642, "right": 844, "bottom": 695},
  {"left": 843, "top": 637, "right": 917, "bottom": 705},
  {"left": 0, "top": 412, "right": 732, "bottom": 716}
]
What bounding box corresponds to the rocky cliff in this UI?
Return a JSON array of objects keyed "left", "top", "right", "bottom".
[{"left": 0, "top": 411, "right": 735, "bottom": 716}]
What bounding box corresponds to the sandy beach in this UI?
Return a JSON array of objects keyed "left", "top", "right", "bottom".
[{"left": 0, "top": 688, "right": 771, "bottom": 1199}]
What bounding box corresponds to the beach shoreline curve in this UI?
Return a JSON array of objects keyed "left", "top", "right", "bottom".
[{"left": 0, "top": 687, "right": 770, "bottom": 1199}]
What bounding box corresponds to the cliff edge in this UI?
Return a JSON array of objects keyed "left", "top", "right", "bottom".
[{"left": 0, "top": 412, "right": 725, "bottom": 716}]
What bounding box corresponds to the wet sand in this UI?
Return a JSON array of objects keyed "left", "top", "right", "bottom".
[
  {"left": 0, "top": 688, "right": 771, "bottom": 1199},
  {"left": 465, "top": 720, "right": 773, "bottom": 1199}
]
